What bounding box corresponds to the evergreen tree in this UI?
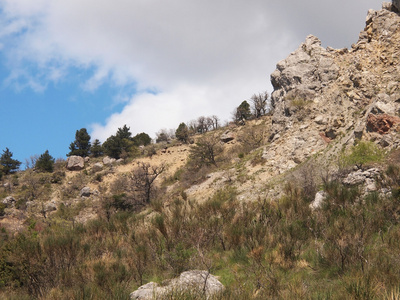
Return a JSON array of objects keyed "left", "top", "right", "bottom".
[
  {"left": 175, "top": 122, "right": 189, "bottom": 143},
  {"left": 103, "top": 125, "right": 140, "bottom": 159},
  {"left": 132, "top": 132, "right": 152, "bottom": 147},
  {"left": 67, "top": 128, "right": 91, "bottom": 157},
  {"left": 234, "top": 100, "right": 251, "bottom": 122},
  {"left": 0, "top": 148, "right": 21, "bottom": 175},
  {"left": 103, "top": 135, "right": 122, "bottom": 159},
  {"left": 35, "top": 150, "right": 55, "bottom": 172},
  {"left": 116, "top": 125, "right": 132, "bottom": 140},
  {"left": 91, "top": 139, "right": 103, "bottom": 157}
]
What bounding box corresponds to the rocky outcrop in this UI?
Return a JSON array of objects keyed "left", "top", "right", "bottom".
[
  {"left": 262, "top": 3, "right": 400, "bottom": 176},
  {"left": 342, "top": 168, "right": 381, "bottom": 193},
  {"left": 130, "top": 270, "right": 224, "bottom": 299},
  {"left": 220, "top": 130, "right": 234, "bottom": 143},
  {"left": 66, "top": 156, "right": 85, "bottom": 171}
]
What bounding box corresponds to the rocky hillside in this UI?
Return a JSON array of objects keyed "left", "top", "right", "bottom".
[
  {"left": 2, "top": 3, "right": 400, "bottom": 299},
  {"left": 2, "top": 2, "right": 400, "bottom": 230}
]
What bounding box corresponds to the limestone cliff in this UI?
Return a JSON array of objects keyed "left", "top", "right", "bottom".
[{"left": 263, "top": 2, "right": 400, "bottom": 173}]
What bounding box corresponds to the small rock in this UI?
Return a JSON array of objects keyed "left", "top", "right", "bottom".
[
  {"left": 310, "top": 191, "right": 327, "bottom": 210},
  {"left": 2, "top": 196, "right": 16, "bottom": 208},
  {"left": 103, "top": 156, "right": 117, "bottom": 165},
  {"left": 80, "top": 187, "right": 92, "bottom": 197},
  {"left": 92, "top": 162, "right": 104, "bottom": 173},
  {"left": 44, "top": 201, "right": 57, "bottom": 212}
]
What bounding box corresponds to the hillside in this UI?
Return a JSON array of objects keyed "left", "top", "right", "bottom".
[{"left": 1, "top": 2, "right": 400, "bottom": 299}]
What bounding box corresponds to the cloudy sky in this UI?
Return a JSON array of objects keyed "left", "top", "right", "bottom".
[{"left": 0, "top": 0, "right": 383, "bottom": 165}]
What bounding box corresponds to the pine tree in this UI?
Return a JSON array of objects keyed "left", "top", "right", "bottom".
[
  {"left": 175, "top": 122, "right": 189, "bottom": 143},
  {"left": 0, "top": 148, "right": 21, "bottom": 175},
  {"left": 35, "top": 150, "right": 55, "bottom": 172},
  {"left": 116, "top": 125, "right": 132, "bottom": 140},
  {"left": 235, "top": 100, "right": 251, "bottom": 122},
  {"left": 67, "top": 128, "right": 91, "bottom": 157},
  {"left": 91, "top": 139, "right": 103, "bottom": 157}
]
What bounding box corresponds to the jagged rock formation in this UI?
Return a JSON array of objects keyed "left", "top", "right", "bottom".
[{"left": 263, "top": 2, "right": 400, "bottom": 174}]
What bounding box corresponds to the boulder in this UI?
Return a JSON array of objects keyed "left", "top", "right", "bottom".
[
  {"left": 2, "top": 196, "right": 16, "bottom": 208},
  {"left": 130, "top": 270, "right": 224, "bottom": 299},
  {"left": 310, "top": 191, "right": 327, "bottom": 210},
  {"left": 220, "top": 130, "right": 234, "bottom": 143},
  {"left": 80, "top": 187, "right": 92, "bottom": 197},
  {"left": 66, "top": 156, "right": 85, "bottom": 171},
  {"left": 92, "top": 162, "right": 104, "bottom": 173},
  {"left": 44, "top": 201, "right": 57, "bottom": 212},
  {"left": 342, "top": 168, "right": 380, "bottom": 186},
  {"left": 103, "top": 156, "right": 116, "bottom": 165}
]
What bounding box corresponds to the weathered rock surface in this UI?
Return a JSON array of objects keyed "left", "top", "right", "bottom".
[
  {"left": 342, "top": 168, "right": 381, "bottom": 193},
  {"left": 44, "top": 201, "right": 57, "bottom": 212},
  {"left": 261, "top": 3, "right": 400, "bottom": 178},
  {"left": 66, "top": 156, "right": 85, "bottom": 171},
  {"left": 366, "top": 113, "right": 400, "bottom": 134},
  {"left": 2, "top": 196, "right": 16, "bottom": 208},
  {"left": 103, "top": 156, "right": 116, "bottom": 165},
  {"left": 220, "top": 130, "right": 235, "bottom": 143},
  {"left": 92, "top": 162, "right": 104, "bottom": 173},
  {"left": 80, "top": 187, "right": 92, "bottom": 197},
  {"left": 310, "top": 191, "right": 327, "bottom": 210},
  {"left": 130, "top": 270, "right": 224, "bottom": 299}
]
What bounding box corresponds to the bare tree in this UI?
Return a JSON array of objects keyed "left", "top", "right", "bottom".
[
  {"left": 251, "top": 91, "right": 269, "bottom": 118},
  {"left": 189, "top": 134, "right": 223, "bottom": 167},
  {"left": 210, "top": 115, "right": 220, "bottom": 130},
  {"left": 237, "top": 125, "right": 267, "bottom": 153},
  {"left": 156, "top": 129, "right": 173, "bottom": 143},
  {"left": 197, "top": 116, "right": 208, "bottom": 134},
  {"left": 188, "top": 119, "right": 199, "bottom": 136},
  {"left": 130, "top": 162, "right": 166, "bottom": 204}
]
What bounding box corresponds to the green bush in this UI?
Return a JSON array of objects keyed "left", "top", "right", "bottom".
[{"left": 344, "top": 141, "right": 384, "bottom": 168}]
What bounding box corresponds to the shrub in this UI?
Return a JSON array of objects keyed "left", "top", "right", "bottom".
[{"left": 345, "top": 141, "right": 384, "bottom": 168}]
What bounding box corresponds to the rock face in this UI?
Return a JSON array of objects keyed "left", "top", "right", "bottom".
[
  {"left": 130, "top": 270, "right": 224, "bottom": 299},
  {"left": 261, "top": 3, "right": 400, "bottom": 176},
  {"left": 66, "top": 156, "right": 85, "bottom": 171}
]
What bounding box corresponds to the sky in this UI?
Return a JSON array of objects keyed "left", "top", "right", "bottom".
[{"left": 0, "top": 0, "right": 384, "bottom": 166}]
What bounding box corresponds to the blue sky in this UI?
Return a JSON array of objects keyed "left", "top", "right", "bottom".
[{"left": 0, "top": 0, "right": 384, "bottom": 167}]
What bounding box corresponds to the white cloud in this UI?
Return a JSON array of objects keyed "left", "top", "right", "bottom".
[{"left": 0, "top": 0, "right": 384, "bottom": 139}]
